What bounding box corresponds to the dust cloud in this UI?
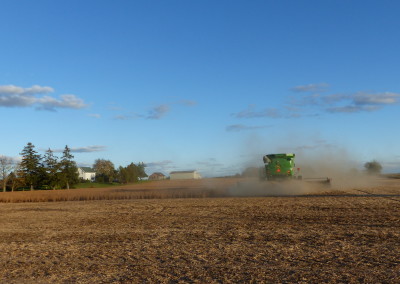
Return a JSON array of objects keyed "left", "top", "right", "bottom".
[
  {"left": 228, "top": 178, "right": 328, "bottom": 197},
  {"left": 293, "top": 148, "right": 378, "bottom": 190},
  {"left": 230, "top": 137, "right": 379, "bottom": 196}
]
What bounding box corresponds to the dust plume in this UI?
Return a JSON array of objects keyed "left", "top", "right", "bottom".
[
  {"left": 230, "top": 138, "right": 379, "bottom": 196},
  {"left": 293, "top": 148, "right": 378, "bottom": 190},
  {"left": 228, "top": 178, "right": 329, "bottom": 197}
]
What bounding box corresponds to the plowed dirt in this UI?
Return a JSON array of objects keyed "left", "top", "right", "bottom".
[{"left": 0, "top": 178, "right": 399, "bottom": 283}]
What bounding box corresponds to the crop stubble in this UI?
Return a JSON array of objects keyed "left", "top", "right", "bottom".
[{"left": 0, "top": 179, "right": 398, "bottom": 283}]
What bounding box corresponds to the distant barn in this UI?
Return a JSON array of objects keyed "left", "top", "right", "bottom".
[
  {"left": 170, "top": 170, "right": 202, "bottom": 180},
  {"left": 148, "top": 172, "right": 166, "bottom": 181}
]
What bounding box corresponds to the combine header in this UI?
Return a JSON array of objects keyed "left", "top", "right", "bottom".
[{"left": 261, "top": 153, "right": 331, "bottom": 185}]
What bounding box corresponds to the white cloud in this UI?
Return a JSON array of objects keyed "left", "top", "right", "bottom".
[
  {"left": 0, "top": 84, "right": 87, "bottom": 111},
  {"left": 0, "top": 84, "right": 54, "bottom": 95},
  {"left": 36, "top": 94, "right": 87, "bottom": 110},
  {"left": 353, "top": 92, "right": 400, "bottom": 105}
]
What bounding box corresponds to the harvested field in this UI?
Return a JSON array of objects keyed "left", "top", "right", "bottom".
[
  {"left": 0, "top": 178, "right": 399, "bottom": 283},
  {"left": 0, "top": 179, "right": 240, "bottom": 203}
]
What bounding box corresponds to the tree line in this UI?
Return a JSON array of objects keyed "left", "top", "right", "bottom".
[
  {"left": 0, "top": 142, "right": 79, "bottom": 191},
  {"left": 0, "top": 142, "right": 148, "bottom": 192},
  {"left": 92, "top": 159, "right": 147, "bottom": 184}
]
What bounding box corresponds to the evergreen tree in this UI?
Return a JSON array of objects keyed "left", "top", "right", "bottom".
[
  {"left": 60, "top": 145, "right": 79, "bottom": 189},
  {"left": 43, "top": 148, "right": 60, "bottom": 190},
  {"left": 20, "top": 142, "right": 42, "bottom": 190}
]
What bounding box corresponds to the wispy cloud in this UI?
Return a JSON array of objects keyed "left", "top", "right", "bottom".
[
  {"left": 233, "top": 105, "right": 281, "bottom": 118},
  {"left": 326, "top": 105, "right": 381, "bottom": 113},
  {"left": 288, "top": 93, "right": 322, "bottom": 107},
  {"left": 233, "top": 104, "right": 307, "bottom": 119},
  {"left": 108, "top": 104, "right": 124, "bottom": 111},
  {"left": 0, "top": 85, "right": 87, "bottom": 111},
  {"left": 146, "top": 160, "right": 177, "bottom": 174},
  {"left": 194, "top": 158, "right": 226, "bottom": 177},
  {"left": 179, "top": 100, "right": 197, "bottom": 106},
  {"left": 287, "top": 86, "right": 400, "bottom": 114},
  {"left": 88, "top": 113, "right": 101, "bottom": 119},
  {"left": 196, "top": 158, "right": 224, "bottom": 168},
  {"left": 192, "top": 159, "right": 243, "bottom": 177},
  {"left": 113, "top": 114, "right": 138, "bottom": 120},
  {"left": 226, "top": 124, "right": 271, "bottom": 132},
  {"left": 294, "top": 140, "right": 335, "bottom": 151},
  {"left": 325, "top": 92, "right": 400, "bottom": 113},
  {"left": 146, "top": 160, "right": 174, "bottom": 168},
  {"left": 145, "top": 99, "right": 198, "bottom": 119},
  {"left": 113, "top": 99, "right": 197, "bottom": 121},
  {"left": 53, "top": 145, "right": 107, "bottom": 153},
  {"left": 353, "top": 92, "right": 399, "bottom": 105},
  {"left": 290, "top": 83, "right": 329, "bottom": 93},
  {"left": 146, "top": 104, "right": 170, "bottom": 120},
  {"left": 382, "top": 160, "right": 400, "bottom": 172}
]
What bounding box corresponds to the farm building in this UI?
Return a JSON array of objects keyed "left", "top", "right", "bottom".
[
  {"left": 78, "top": 167, "right": 96, "bottom": 181},
  {"left": 148, "top": 172, "right": 166, "bottom": 181},
  {"left": 170, "top": 170, "right": 202, "bottom": 180}
]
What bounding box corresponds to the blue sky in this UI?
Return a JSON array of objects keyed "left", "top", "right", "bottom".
[{"left": 1, "top": 0, "right": 399, "bottom": 176}]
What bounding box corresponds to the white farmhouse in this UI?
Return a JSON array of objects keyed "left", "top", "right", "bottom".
[
  {"left": 169, "top": 170, "right": 202, "bottom": 180},
  {"left": 78, "top": 167, "right": 96, "bottom": 181}
]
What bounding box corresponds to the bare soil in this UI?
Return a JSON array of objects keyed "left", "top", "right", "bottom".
[{"left": 0, "top": 178, "right": 399, "bottom": 283}]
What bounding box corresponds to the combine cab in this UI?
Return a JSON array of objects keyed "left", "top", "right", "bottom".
[{"left": 261, "top": 153, "right": 331, "bottom": 185}]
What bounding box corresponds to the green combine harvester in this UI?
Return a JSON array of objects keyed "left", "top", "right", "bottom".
[{"left": 261, "top": 153, "right": 331, "bottom": 185}]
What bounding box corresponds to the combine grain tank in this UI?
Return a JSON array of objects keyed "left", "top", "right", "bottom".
[{"left": 262, "top": 153, "right": 299, "bottom": 180}]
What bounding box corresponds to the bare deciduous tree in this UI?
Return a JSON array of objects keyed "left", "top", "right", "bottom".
[
  {"left": 93, "top": 159, "right": 115, "bottom": 183},
  {"left": 0, "top": 156, "right": 14, "bottom": 192},
  {"left": 8, "top": 162, "right": 25, "bottom": 192}
]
